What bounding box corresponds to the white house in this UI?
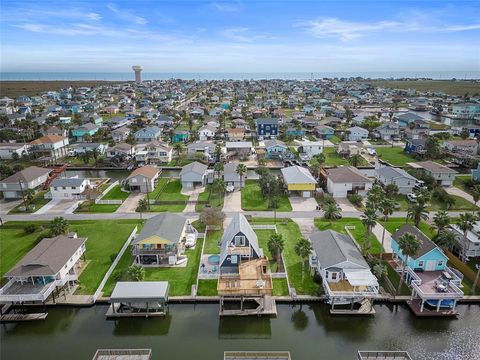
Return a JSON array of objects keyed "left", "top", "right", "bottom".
[
  {"left": 326, "top": 166, "right": 373, "bottom": 198},
  {"left": 0, "top": 166, "right": 51, "bottom": 199},
  {"left": 347, "top": 126, "right": 369, "bottom": 141},
  {"left": 409, "top": 161, "right": 457, "bottom": 187},
  {"left": 29, "top": 135, "right": 69, "bottom": 160},
  {"left": 0, "top": 143, "right": 29, "bottom": 159},
  {"left": 375, "top": 165, "right": 418, "bottom": 195},
  {"left": 50, "top": 177, "right": 90, "bottom": 199},
  {"left": 296, "top": 140, "right": 323, "bottom": 158},
  {"left": 450, "top": 223, "right": 480, "bottom": 260},
  {"left": 198, "top": 125, "right": 216, "bottom": 141}
]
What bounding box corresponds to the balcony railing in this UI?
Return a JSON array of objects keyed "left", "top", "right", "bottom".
[
  {"left": 0, "top": 280, "right": 56, "bottom": 302},
  {"left": 406, "top": 267, "right": 464, "bottom": 299}
]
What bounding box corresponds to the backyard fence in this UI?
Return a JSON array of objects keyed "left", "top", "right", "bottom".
[
  {"left": 445, "top": 250, "right": 480, "bottom": 290},
  {"left": 94, "top": 180, "right": 125, "bottom": 205},
  {"left": 93, "top": 225, "right": 138, "bottom": 302},
  {"left": 271, "top": 272, "right": 287, "bottom": 278},
  {"left": 148, "top": 200, "right": 209, "bottom": 205},
  {"left": 251, "top": 224, "right": 277, "bottom": 230}
]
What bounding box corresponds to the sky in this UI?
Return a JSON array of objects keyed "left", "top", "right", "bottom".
[{"left": 1, "top": 0, "right": 479, "bottom": 73}]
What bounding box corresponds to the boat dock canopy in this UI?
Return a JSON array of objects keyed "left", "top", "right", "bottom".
[{"left": 110, "top": 281, "right": 169, "bottom": 303}]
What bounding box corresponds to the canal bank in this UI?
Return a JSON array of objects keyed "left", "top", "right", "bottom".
[{"left": 1, "top": 303, "right": 479, "bottom": 360}]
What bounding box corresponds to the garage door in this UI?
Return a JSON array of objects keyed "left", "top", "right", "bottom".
[{"left": 302, "top": 191, "right": 311, "bottom": 198}]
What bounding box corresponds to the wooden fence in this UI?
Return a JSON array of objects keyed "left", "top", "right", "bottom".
[{"left": 445, "top": 249, "right": 480, "bottom": 290}]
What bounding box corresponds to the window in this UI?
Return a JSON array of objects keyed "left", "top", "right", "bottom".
[
  {"left": 438, "top": 260, "right": 444, "bottom": 267},
  {"left": 331, "top": 272, "right": 337, "bottom": 280},
  {"left": 231, "top": 255, "right": 238, "bottom": 264},
  {"left": 62, "top": 186, "right": 66, "bottom": 190},
  {"left": 72, "top": 186, "right": 76, "bottom": 190},
  {"left": 418, "top": 260, "right": 424, "bottom": 267},
  {"left": 54, "top": 187, "right": 58, "bottom": 191},
  {"left": 234, "top": 235, "right": 245, "bottom": 246}
]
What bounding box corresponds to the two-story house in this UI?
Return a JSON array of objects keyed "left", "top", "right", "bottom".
[
  {"left": 374, "top": 122, "right": 400, "bottom": 140},
  {"left": 198, "top": 125, "right": 216, "bottom": 141},
  {"left": 135, "top": 141, "right": 173, "bottom": 164},
  {"left": 50, "top": 177, "right": 91, "bottom": 199},
  {"left": 255, "top": 118, "right": 279, "bottom": 140},
  {"left": 125, "top": 165, "right": 159, "bottom": 193},
  {"left": 375, "top": 165, "right": 418, "bottom": 194},
  {"left": 134, "top": 126, "right": 162, "bottom": 143},
  {"left": 71, "top": 123, "right": 99, "bottom": 141},
  {"left": 326, "top": 166, "right": 373, "bottom": 198},
  {"left": 29, "top": 135, "right": 69, "bottom": 160},
  {"left": 443, "top": 139, "right": 478, "bottom": 156},
  {"left": 411, "top": 161, "right": 457, "bottom": 187},
  {"left": 264, "top": 139, "right": 288, "bottom": 159},
  {"left": 347, "top": 126, "right": 369, "bottom": 141}
]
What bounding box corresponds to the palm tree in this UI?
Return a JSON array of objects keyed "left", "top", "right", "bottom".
[
  {"left": 213, "top": 178, "right": 226, "bottom": 205},
  {"left": 433, "top": 210, "right": 450, "bottom": 235},
  {"left": 397, "top": 233, "right": 422, "bottom": 294},
  {"left": 268, "top": 233, "right": 284, "bottom": 266},
  {"left": 50, "top": 217, "right": 69, "bottom": 236},
  {"left": 366, "top": 184, "right": 384, "bottom": 206},
  {"left": 294, "top": 237, "right": 313, "bottom": 280},
  {"left": 348, "top": 154, "right": 363, "bottom": 167},
  {"left": 379, "top": 197, "right": 396, "bottom": 259},
  {"left": 322, "top": 202, "right": 340, "bottom": 224},
  {"left": 126, "top": 133, "right": 136, "bottom": 153},
  {"left": 361, "top": 207, "right": 378, "bottom": 255},
  {"left": 173, "top": 142, "right": 184, "bottom": 165},
  {"left": 434, "top": 230, "right": 456, "bottom": 252},
  {"left": 128, "top": 264, "right": 145, "bottom": 281},
  {"left": 407, "top": 202, "right": 428, "bottom": 227},
  {"left": 471, "top": 184, "right": 480, "bottom": 212},
  {"left": 236, "top": 163, "right": 247, "bottom": 188},
  {"left": 457, "top": 212, "right": 477, "bottom": 260},
  {"left": 136, "top": 198, "right": 149, "bottom": 218},
  {"left": 24, "top": 189, "right": 35, "bottom": 206},
  {"left": 214, "top": 162, "right": 224, "bottom": 179}
]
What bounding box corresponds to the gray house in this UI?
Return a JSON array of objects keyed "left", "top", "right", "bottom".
[
  {"left": 375, "top": 166, "right": 418, "bottom": 194},
  {"left": 0, "top": 166, "right": 51, "bottom": 199},
  {"left": 186, "top": 141, "right": 216, "bottom": 161},
  {"left": 411, "top": 161, "right": 457, "bottom": 187},
  {"left": 125, "top": 165, "right": 159, "bottom": 193},
  {"left": 180, "top": 161, "right": 208, "bottom": 188},
  {"left": 223, "top": 162, "right": 244, "bottom": 189},
  {"left": 374, "top": 122, "right": 400, "bottom": 140}
]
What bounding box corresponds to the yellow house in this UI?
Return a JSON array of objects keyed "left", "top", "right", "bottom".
[{"left": 281, "top": 165, "right": 317, "bottom": 198}]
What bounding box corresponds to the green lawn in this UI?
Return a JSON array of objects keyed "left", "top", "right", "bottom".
[
  {"left": 375, "top": 147, "right": 415, "bottom": 166},
  {"left": 149, "top": 178, "right": 169, "bottom": 199},
  {"left": 101, "top": 185, "right": 130, "bottom": 200},
  {"left": 453, "top": 175, "right": 473, "bottom": 194},
  {"left": 323, "top": 147, "right": 349, "bottom": 166},
  {"left": 196, "top": 279, "right": 218, "bottom": 296},
  {"left": 204, "top": 229, "right": 223, "bottom": 254},
  {"left": 250, "top": 219, "right": 321, "bottom": 295},
  {"left": 75, "top": 201, "right": 121, "bottom": 213},
  {"left": 428, "top": 195, "right": 478, "bottom": 212},
  {"left": 255, "top": 229, "right": 280, "bottom": 272},
  {"left": 393, "top": 195, "right": 410, "bottom": 211},
  {"left": 241, "top": 180, "right": 292, "bottom": 211},
  {"left": 195, "top": 185, "right": 225, "bottom": 212},
  {"left": 330, "top": 135, "right": 341, "bottom": 144},
  {"left": 9, "top": 191, "right": 50, "bottom": 214},
  {"left": 381, "top": 261, "right": 411, "bottom": 296},
  {"left": 314, "top": 218, "right": 382, "bottom": 254},
  {"left": 149, "top": 179, "right": 189, "bottom": 212},
  {"left": 272, "top": 278, "right": 289, "bottom": 296},
  {"left": 380, "top": 218, "right": 436, "bottom": 239}
]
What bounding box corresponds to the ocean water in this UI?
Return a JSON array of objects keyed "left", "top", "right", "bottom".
[{"left": 1, "top": 71, "right": 479, "bottom": 81}]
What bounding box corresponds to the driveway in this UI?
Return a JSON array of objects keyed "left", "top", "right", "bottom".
[
  {"left": 446, "top": 186, "right": 476, "bottom": 205},
  {"left": 289, "top": 196, "right": 318, "bottom": 212},
  {"left": 183, "top": 187, "right": 202, "bottom": 213},
  {"left": 117, "top": 192, "right": 145, "bottom": 213},
  {"left": 223, "top": 190, "right": 242, "bottom": 212},
  {"left": 372, "top": 222, "right": 393, "bottom": 253},
  {"left": 0, "top": 199, "right": 22, "bottom": 214},
  {"left": 293, "top": 218, "right": 317, "bottom": 237},
  {"left": 336, "top": 198, "right": 360, "bottom": 213},
  {"left": 45, "top": 200, "right": 81, "bottom": 214}
]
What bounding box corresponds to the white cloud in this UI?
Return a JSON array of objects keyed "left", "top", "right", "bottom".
[
  {"left": 107, "top": 3, "right": 148, "bottom": 25},
  {"left": 220, "top": 27, "right": 273, "bottom": 43},
  {"left": 208, "top": 2, "right": 241, "bottom": 12},
  {"left": 300, "top": 16, "right": 480, "bottom": 41}
]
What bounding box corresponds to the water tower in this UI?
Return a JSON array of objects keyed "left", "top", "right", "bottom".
[{"left": 132, "top": 65, "right": 142, "bottom": 83}]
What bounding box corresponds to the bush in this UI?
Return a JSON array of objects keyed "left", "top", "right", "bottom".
[
  {"left": 24, "top": 224, "right": 37, "bottom": 234},
  {"left": 349, "top": 194, "right": 363, "bottom": 207}
]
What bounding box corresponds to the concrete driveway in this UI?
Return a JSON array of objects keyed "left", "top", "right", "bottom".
[
  {"left": 289, "top": 196, "right": 317, "bottom": 212},
  {"left": 446, "top": 186, "right": 476, "bottom": 205},
  {"left": 183, "top": 187, "right": 202, "bottom": 213},
  {"left": 0, "top": 199, "right": 22, "bottom": 214},
  {"left": 45, "top": 199, "right": 81, "bottom": 214},
  {"left": 294, "top": 218, "right": 317, "bottom": 237},
  {"left": 117, "top": 192, "right": 145, "bottom": 213},
  {"left": 336, "top": 198, "right": 360, "bottom": 213},
  {"left": 223, "top": 189, "right": 242, "bottom": 212}
]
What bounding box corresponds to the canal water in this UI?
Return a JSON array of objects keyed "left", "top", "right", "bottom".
[{"left": 1, "top": 303, "right": 479, "bottom": 360}]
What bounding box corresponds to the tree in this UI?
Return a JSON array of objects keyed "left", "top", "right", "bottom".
[
  {"left": 126, "top": 133, "right": 136, "bottom": 153},
  {"left": 310, "top": 153, "right": 326, "bottom": 178},
  {"left": 384, "top": 184, "right": 399, "bottom": 198},
  {"left": 236, "top": 163, "right": 247, "bottom": 188},
  {"left": 366, "top": 184, "right": 384, "bottom": 207},
  {"left": 322, "top": 202, "right": 341, "bottom": 224},
  {"left": 214, "top": 144, "right": 222, "bottom": 162},
  {"left": 433, "top": 210, "right": 450, "bottom": 234},
  {"left": 372, "top": 263, "right": 387, "bottom": 280},
  {"left": 199, "top": 207, "right": 225, "bottom": 227},
  {"left": 425, "top": 137, "right": 441, "bottom": 159},
  {"left": 344, "top": 106, "right": 353, "bottom": 125},
  {"left": 24, "top": 189, "right": 35, "bottom": 206},
  {"left": 50, "top": 217, "right": 69, "bottom": 236},
  {"left": 214, "top": 162, "right": 224, "bottom": 179},
  {"left": 348, "top": 154, "right": 363, "bottom": 167},
  {"left": 80, "top": 151, "right": 92, "bottom": 165},
  {"left": 361, "top": 207, "right": 378, "bottom": 255},
  {"left": 128, "top": 264, "right": 145, "bottom": 281},
  {"left": 397, "top": 233, "right": 422, "bottom": 294},
  {"left": 433, "top": 230, "right": 456, "bottom": 252},
  {"left": 457, "top": 213, "right": 477, "bottom": 260},
  {"left": 173, "top": 142, "right": 184, "bottom": 165},
  {"left": 471, "top": 184, "right": 480, "bottom": 211},
  {"left": 213, "top": 178, "right": 226, "bottom": 204},
  {"left": 407, "top": 202, "right": 428, "bottom": 227},
  {"left": 136, "top": 198, "right": 149, "bottom": 218},
  {"left": 294, "top": 237, "right": 313, "bottom": 280},
  {"left": 268, "top": 233, "right": 284, "bottom": 265},
  {"left": 379, "top": 197, "right": 396, "bottom": 259}
]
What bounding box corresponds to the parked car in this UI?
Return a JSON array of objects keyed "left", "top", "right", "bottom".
[{"left": 407, "top": 193, "right": 418, "bottom": 202}]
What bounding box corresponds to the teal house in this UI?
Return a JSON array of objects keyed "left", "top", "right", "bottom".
[
  {"left": 286, "top": 127, "right": 305, "bottom": 137},
  {"left": 391, "top": 224, "right": 448, "bottom": 271},
  {"left": 264, "top": 139, "right": 288, "bottom": 159},
  {"left": 172, "top": 130, "right": 189, "bottom": 143},
  {"left": 472, "top": 164, "right": 480, "bottom": 182},
  {"left": 71, "top": 123, "right": 99, "bottom": 141},
  {"left": 315, "top": 125, "right": 335, "bottom": 139}
]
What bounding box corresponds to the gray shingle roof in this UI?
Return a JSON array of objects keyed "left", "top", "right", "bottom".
[
  {"left": 310, "top": 230, "right": 368, "bottom": 269},
  {"left": 132, "top": 213, "right": 187, "bottom": 245},
  {"left": 281, "top": 166, "right": 316, "bottom": 185},
  {"left": 5, "top": 235, "right": 87, "bottom": 277},
  {"left": 0, "top": 166, "right": 51, "bottom": 184},
  {"left": 180, "top": 161, "right": 208, "bottom": 176},
  {"left": 51, "top": 177, "right": 86, "bottom": 188},
  {"left": 391, "top": 224, "right": 440, "bottom": 260},
  {"left": 376, "top": 166, "right": 417, "bottom": 181}
]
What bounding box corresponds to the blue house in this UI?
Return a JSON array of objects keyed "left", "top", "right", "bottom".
[
  {"left": 71, "top": 123, "right": 99, "bottom": 141},
  {"left": 286, "top": 127, "right": 306, "bottom": 137},
  {"left": 391, "top": 225, "right": 448, "bottom": 271},
  {"left": 134, "top": 126, "right": 162, "bottom": 143},
  {"left": 255, "top": 118, "right": 278, "bottom": 140},
  {"left": 471, "top": 163, "right": 480, "bottom": 182},
  {"left": 264, "top": 139, "right": 288, "bottom": 159},
  {"left": 404, "top": 139, "right": 426, "bottom": 154},
  {"left": 315, "top": 125, "right": 335, "bottom": 140},
  {"left": 172, "top": 130, "right": 189, "bottom": 143},
  {"left": 394, "top": 112, "right": 425, "bottom": 127}
]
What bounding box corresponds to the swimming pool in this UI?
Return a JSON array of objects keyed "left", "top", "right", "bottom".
[{"left": 208, "top": 255, "right": 220, "bottom": 265}]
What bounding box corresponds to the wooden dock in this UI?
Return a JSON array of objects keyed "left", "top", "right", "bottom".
[
  {"left": 220, "top": 296, "right": 277, "bottom": 316},
  {"left": 406, "top": 300, "right": 459, "bottom": 317},
  {"left": 0, "top": 312, "right": 48, "bottom": 322}
]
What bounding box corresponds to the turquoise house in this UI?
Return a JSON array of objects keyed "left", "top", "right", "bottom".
[
  {"left": 71, "top": 123, "right": 99, "bottom": 141},
  {"left": 391, "top": 224, "right": 448, "bottom": 271},
  {"left": 471, "top": 164, "right": 480, "bottom": 182},
  {"left": 315, "top": 126, "right": 335, "bottom": 139},
  {"left": 286, "top": 127, "right": 305, "bottom": 137},
  {"left": 264, "top": 139, "right": 288, "bottom": 159},
  {"left": 172, "top": 130, "right": 189, "bottom": 143}
]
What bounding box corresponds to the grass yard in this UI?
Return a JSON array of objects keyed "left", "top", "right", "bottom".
[
  {"left": 204, "top": 229, "right": 223, "bottom": 254},
  {"left": 250, "top": 218, "right": 321, "bottom": 295},
  {"left": 149, "top": 179, "right": 189, "bottom": 212},
  {"left": 381, "top": 261, "right": 411, "bottom": 296},
  {"left": 101, "top": 185, "right": 130, "bottom": 200},
  {"left": 149, "top": 178, "right": 169, "bottom": 199},
  {"left": 330, "top": 135, "right": 341, "bottom": 144},
  {"left": 255, "top": 229, "right": 280, "bottom": 272},
  {"left": 323, "top": 147, "right": 349, "bottom": 166},
  {"left": 196, "top": 279, "right": 218, "bottom": 296},
  {"left": 9, "top": 191, "right": 50, "bottom": 214},
  {"left": 314, "top": 218, "right": 382, "bottom": 254},
  {"left": 375, "top": 147, "right": 415, "bottom": 166},
  {"left": 363, "top": 79, "right": 480, "bottom": 96},
  {"left": 76, "top": 202, "right": 121, "bottom": 213},
  {"left": 272, "top": 278, "right": 289, "bottom": 296},
  {"left": 241, "top": 180, "right": 292, "bottom": 211},
  {"left": 195, "top": 185, "right": 225, "bottom": 212},
  {"left": 453, "top": 175, "right": 474, "bottom": 194},
  {"left": 380, "top": 218, "right": 436, "bottom": 239},
  {"left": 429, "top": 195, "right": 478, "bottom": 212}
]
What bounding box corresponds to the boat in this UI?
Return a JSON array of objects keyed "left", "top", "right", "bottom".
[
  {"left": 425, "top": 299, "right": 455, "bottom": 309},
  {"left": 185, "top": 233, "right": 196, "bottom": 248}
]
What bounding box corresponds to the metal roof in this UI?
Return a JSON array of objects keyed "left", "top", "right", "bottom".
[
  {"left": 110, "top": 281, "right": 169, "bottom": 302},
  {"left": 281, "top": 166, "right": 316, "bottom": 185},
  {"left": 132, "top": 213, "right": 187, "bottom": 245},
  {"left": 51, "top": 177, "right": 87, "bottom": 188}
]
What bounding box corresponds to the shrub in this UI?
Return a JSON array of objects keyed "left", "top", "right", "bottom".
[
  {"left": 24, "top": 224, "right": 37, "bottom": 234},
  {"left": 349, "top": 194, "right": 363, "bottom": 207}
]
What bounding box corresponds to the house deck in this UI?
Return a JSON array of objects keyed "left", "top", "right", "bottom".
[
  {"left": 328, "top": 280, "right": 368, "bottom": 293},
  {"left": 406, "top": 299, "right": 459, "bottom": 317},
  {"left": 219, "top": 295, "right": 277, "bottom": 316},
  {"left": 413, "top": 270, "right": 462, "bottom": 297},
  {"left": 0, "top": 312, "right": 48, "bottom": 322},
  {"left": 218, "top": 259, "right": 273, "bottom": 296}
]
